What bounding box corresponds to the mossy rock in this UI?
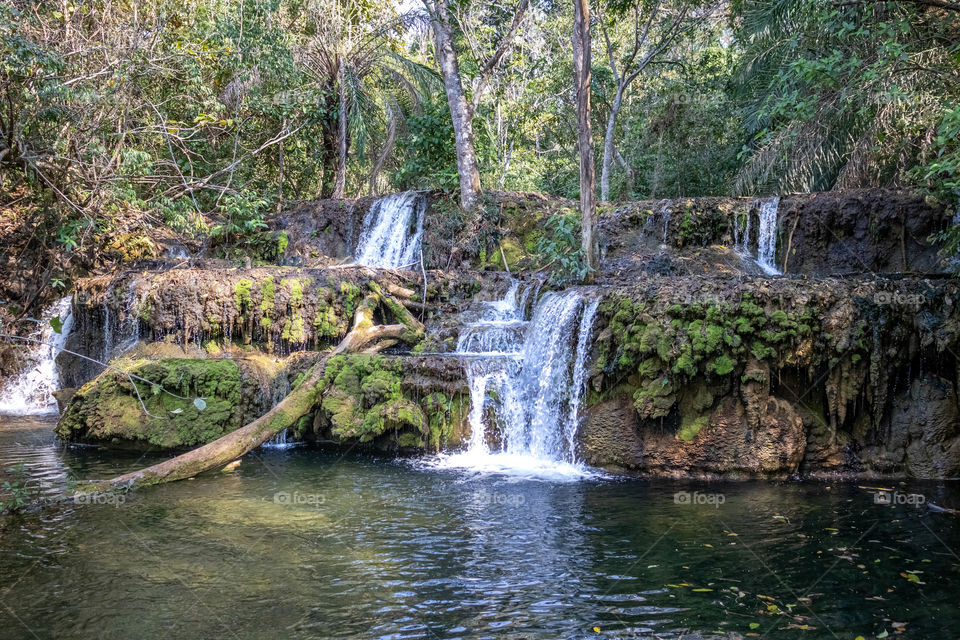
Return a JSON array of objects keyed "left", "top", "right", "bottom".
[
  {"left": 57, "top": 357, "right": 255, "bottom": 449},
  {"left": 317, "top": 354, "right": 465, "bottom": 449}
]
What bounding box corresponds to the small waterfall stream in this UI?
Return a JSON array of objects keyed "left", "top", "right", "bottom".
[
  {"left": 353, "top": 191, "right": 426, "bottom": 268},
  {"left": 434, "top": 279, "right": 601, "bottom": 479},
  {"left": 755, "top": 196, "right": 781, "bottom": 275},
  {"left": 733, "top": 196, "right": 781, "bottom": 276},
  {"left": 0, "top": 297, "right": 75, "bottom": 415}
]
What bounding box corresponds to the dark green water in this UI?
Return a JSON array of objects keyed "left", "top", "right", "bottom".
[{"left": 1, "top": 417, "right": 959, "bottom": 640}]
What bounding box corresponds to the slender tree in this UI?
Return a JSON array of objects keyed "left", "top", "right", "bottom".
[
  {"left": 421, "top": 0, "right": 531, "bottom": 210},
  {"left": 573, "top": 0, "right": 599, "bottom": 283},
  {"left": 598, "top": 0, "right": 698, "bottom": 202},
  {"left": 422, "top": 0, "right": 484, "bottom": 210}
]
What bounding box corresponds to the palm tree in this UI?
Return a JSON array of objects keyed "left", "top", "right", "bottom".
[{"left": 295, "top": 0, "right": 435, "bottom": 198}]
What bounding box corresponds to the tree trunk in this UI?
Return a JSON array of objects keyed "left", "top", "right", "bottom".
[
  {"left": 600, "top": 86, "right": 624, "bottom": 203},
  {"left": 76, "top": 282, "right": 424, "bottom": 495},
  {"left": 615, "top": 147, "right": 635, "bottom": 200},
  {"left": 573, "top": 0, "right": 598, "bottom": 284},
  {"left": 426, "top": 0, "right": 482, "bottom": 211},
  {"left": 333, "top": 62, "right": 349, "bottom": 199}
]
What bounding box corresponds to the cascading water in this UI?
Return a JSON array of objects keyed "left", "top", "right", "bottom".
[
  {"left": 0, "top": 297, "right": 75, "bottom": 415},
  {"left": 353, "top": 191, "right": 426, "bottom": 268},
  {"left": 659, "top": 204, "right": 672, "bottom": 250},
  {"left": 434, "top": 279, "right": 601, "bottom": 480},
  {"left": 733, "top": 197, "right": 781, "bottom": 276},
  {"left": 263, "top": 428, "right": 296, "bottom": 449},
  {"left": 755, "top": 196, "right": 781, "bottom": 275}
]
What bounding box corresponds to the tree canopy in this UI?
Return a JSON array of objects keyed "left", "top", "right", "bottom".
[{"left": 0, "top": 0, "right": 957, "bottom": 303}]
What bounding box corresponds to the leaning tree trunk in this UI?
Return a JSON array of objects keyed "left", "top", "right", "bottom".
[
  {"left": 573, "top": 0, "right": 598, "bottom": 284},
  {"left": 427, "top": 0, "right": 483, "bottom": 211},
  {"left": 77, "top": 281, "right": 424, "bottom": 495},
  {"left": 600, "top": 86, "right": 625, "bottom": 203}
]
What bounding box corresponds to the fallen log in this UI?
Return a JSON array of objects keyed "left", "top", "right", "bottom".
[{"left": 77, "top": 282, "right": 423, "bottom": 495}]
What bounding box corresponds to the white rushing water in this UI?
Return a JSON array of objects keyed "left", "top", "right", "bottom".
[
  {"left": 733, "top": 197, "right": 781, "bottom": 276},
  {"left": 429, "top": 280, "right": 601, "bottom": 481},
  {"left": 353, "top": 191, "right": 426, "bottom": 268},
  {"left": 755, "top": 196, "right": 781, "bottom": 275},
  {"left": 0, "top": 297, "right": 75, "bottom": 415},
  {"left": 263, "top": 428, "right": 299, "bottom": 449}
]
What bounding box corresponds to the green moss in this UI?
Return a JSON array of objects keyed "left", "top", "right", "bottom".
[
  {"left": 260, "top": 277, "right": 276, "bottom": 315},
  {"left": 317, "top": 355, "right": 461, "bottom": 449},
  {"left": 57, "top": 358, "right": 245, "bottom": 449},
  {"left": 312, "top": 302, "right": 341, "bottom": 340},
  {"left": 340, "top": 281, "right": 362, "bottom": 317},
  {"left": 234, "top": 278, "right": 253, "bottom": 313},
  {"left": 677, "top": 413, "right": 709, "bottom": 442},
  {"left": 708, "top": 354, "right": 736, "bottom": 376},
  {"left": 281, "top": 278, "right": 307, "bottom": 344}
]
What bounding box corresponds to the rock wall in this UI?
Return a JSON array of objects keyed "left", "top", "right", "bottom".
[
  {"left": 46, "top": 188, "right": 960, "bottom": 478},
  {"left": 582, "top": 275, "right": 960, "bottom": 478},
  {"left": 59, "top": 266, "right": 486, "bottom": 388},
  {"left": 598, "top": 189, "right": 951, "bottom": 278}
]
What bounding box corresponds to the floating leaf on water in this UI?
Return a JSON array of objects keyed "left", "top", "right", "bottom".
[
  {"left": 49, "top": 317, "right": 63, "bottom": 334},
  {"left": 692, "top": 588, "right": 713, "bottom": 592},
  {"left": 194, "top": 397, "right": 207, "bottom": 411},
  {"left": 749, "top": 622, "right": 760, "bottom": 630},
  {"left": 877, "top": 631, "right": 889, "bottom": 638}
]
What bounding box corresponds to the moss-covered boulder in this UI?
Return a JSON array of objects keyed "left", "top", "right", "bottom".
[
  {"left": 57, "top": 355, "right": 282, "bottom": 449},
  {"left": 311, "top": 354, "right": 469, "bottom": 451}
]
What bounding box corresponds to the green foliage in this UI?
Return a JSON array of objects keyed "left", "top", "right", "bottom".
[
  {"left": 210, "top": 191, "right": 270, "bottom": 245},
  {"left": 733, "top": 0, "right": 959, "bottom": 195},
  {"left": 393, "top": 98, "right": 460, "bottom": 191},
  {"left": 536, "top": 213, "right": 591, "bottom": 284},
  {"left": 1, "top": 464, "right": 33, "bottom": 514}
]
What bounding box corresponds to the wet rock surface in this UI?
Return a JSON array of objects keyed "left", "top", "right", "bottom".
[{"left": 39, "top": 189, "right": 960, "bottom": 477}]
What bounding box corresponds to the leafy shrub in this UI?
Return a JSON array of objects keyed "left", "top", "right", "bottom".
[{"left": 536, "top": 213, "right": 590, "bottom": 284}]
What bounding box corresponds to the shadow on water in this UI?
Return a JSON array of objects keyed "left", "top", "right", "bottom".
[{"left": 2, "top": 417, "right": 960, "bottom": 640}]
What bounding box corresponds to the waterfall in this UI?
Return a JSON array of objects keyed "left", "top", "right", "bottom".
[
  {"left": 733, "top": 197, "right": 781, "bottom": 276},
  {"left": 660, "top": 204, "right": 672, "bottom": 249},
  {"left": 0, "top": 297, "right": 75, "bottom": 415},
  {"left": 755, "top": 196, "right": 781, "bottom": 275},
  {"left": 435, "top": 280, "right": 601, "bottom": 479},
  {"left": 733, "top": 208, "right": 750, "bottom": 255},
  {"left": 102, "top": 279, "right": 144, "bottom": 362},
  {"left": 263, "top": 427, "right": 298, "bottom": 449},
  {"left": 353, "top": 191, "right": 426, "bottom": 268}
]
